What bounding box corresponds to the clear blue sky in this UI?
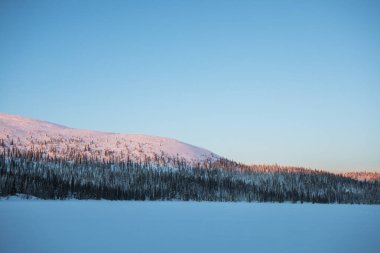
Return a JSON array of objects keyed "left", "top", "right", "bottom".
[{"left": 1, "top": 0, "right": 379, "bottom": 172}]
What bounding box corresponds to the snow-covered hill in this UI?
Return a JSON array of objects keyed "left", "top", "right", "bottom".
[
  {"left": 0, "top": 113, "right": 220, "bottom": 165},
  {"left": 1, "top": 113, "right": 379, "bottom": 203},
  {"left": 1, "top": 112, "right": 379, "bottom": 181},
  {"left": 341, "top": 172, "right": 380, "bottom": 182}
]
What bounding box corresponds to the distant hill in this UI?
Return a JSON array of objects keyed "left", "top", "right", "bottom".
[
  {"left": 1, "top": 113, "right": 379, "bottom": 203},
  {"left": 0, "top": 112, "right": 220, "bottom": 165}
]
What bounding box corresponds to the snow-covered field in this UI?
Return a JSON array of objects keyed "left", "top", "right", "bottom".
[{"left": 0, "top": 201, "right": 379, "bottom": 253}]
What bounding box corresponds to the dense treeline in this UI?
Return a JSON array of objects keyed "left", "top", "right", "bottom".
[{"left": 0, "top": 147, "right": 379, "bottom": 204}]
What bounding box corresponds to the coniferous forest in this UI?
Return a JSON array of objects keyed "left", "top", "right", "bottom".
[{"left": 1, "top": 146, "right": 379, "bottom": 204}]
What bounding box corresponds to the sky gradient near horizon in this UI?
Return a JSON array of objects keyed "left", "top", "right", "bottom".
[{"left": 1, "top": 0, "right": 379, "bottom": 172}]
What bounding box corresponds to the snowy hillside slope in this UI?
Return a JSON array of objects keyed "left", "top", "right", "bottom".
[
  {"left": 1, "top": 113, "right": 379, "bottom": 203},
  {"left": 341, "top": 172, "right": 380, "bottom": 182},
  {"left": 0, "top": 113, "right": 220, "bottom": 165},
  {"left": 1, "top": 113, "right": 379, "bottom": 181}
]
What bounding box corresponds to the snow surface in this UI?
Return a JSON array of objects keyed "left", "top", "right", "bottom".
[
  {"left": 0, "top": 194, "right": 41, "bottom": 201},
  {"left": 0, "top": 113, "right": 220, "bottom": 164},
  {"left": 0, "top": 201, "right": 379, "bottom": 253}
]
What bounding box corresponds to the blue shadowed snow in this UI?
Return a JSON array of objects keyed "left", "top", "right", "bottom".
[{"left": 0, "top": 201, "right": 379, "bottom": 253}]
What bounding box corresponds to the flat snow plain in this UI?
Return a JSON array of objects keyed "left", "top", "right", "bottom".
[{"left": 1, "top": 200, "right": 379, "bottom": 253}]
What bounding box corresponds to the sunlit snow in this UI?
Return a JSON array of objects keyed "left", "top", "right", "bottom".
[{"left": 0, "top": 113, "right": 220, "bottom": 164}]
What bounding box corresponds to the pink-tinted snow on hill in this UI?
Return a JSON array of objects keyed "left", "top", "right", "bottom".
[{"left": 0, "top": 113, "right": 220, "bottom": 164}]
